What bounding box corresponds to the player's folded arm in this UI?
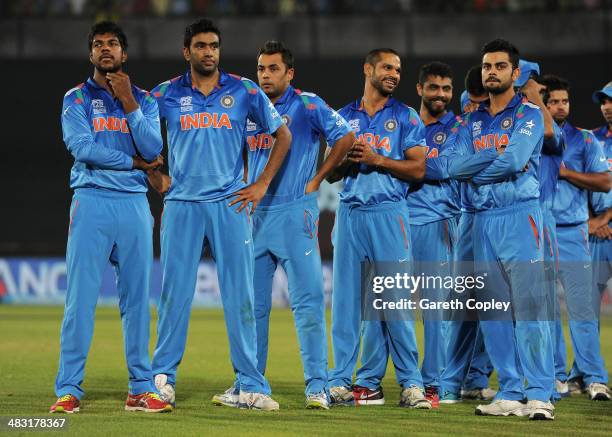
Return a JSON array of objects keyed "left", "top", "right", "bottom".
[
  {"left": 442, "top": 126, "right": 498, "bottom": 180},
  {"left": 125, "top": 94, "right": 163, "bottom": 162},
  {"left": 471, "top": 112, "right": 543, "bottom": 185},
  {"left": 542, "top": 122, "right": 564, "bottom": 156},
  {"left": 62, "top": 103, "right": 133, "bottom": 171}
]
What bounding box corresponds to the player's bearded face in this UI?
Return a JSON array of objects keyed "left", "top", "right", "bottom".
[
  {"left": 481, "top": 53, "right": 515, "bottom": 95},
  {"left": 186, "top": 32, "right": 220, "bottom": 76},
  {"left": 421, "top": 75, "right": 452, "bottom": 116},
  {"left": 369, "top": 55, "right": 401, "bottom": 97},
  {"left": 90, "top": 33, "right": 125, "bottom": 74},
  {"left": 546, "top": 90, "right": 570, "bottom": 124}
]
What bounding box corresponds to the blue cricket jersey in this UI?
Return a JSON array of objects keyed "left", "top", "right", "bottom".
[
  {"left": 152, "top": 70, "right": 283, "bottom": 202},
  {"left": 539, "top": 122, "right": 565, "bottom": 212},
  {"left": 552, "top": 122, "right": 609, "bottom": 225},
  {"left": 590, "top": 125, "right": 612, "bottom": 214},
  {"left": 407, "top": 111, "right": 462, "bottom": 224},
  {"left": 337, "top": 98, "right": 427, "bottom": 206},
  {"left": 61, "top": 77, "right": 162, "bottom": 193},
  {"left": 246, "top": 85, "right": 351, "bottom": 207},
  {"left": 448, "top": 94, "right": 544, "bottom": 211}
]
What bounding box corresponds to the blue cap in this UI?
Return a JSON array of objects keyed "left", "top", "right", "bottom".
[
  {"left": 515, "top": 59, "right": 540, "bottom": 88},
  {"left": 592, "top": 82, "right": 612, "bottom": 104},
  {"left": 460, "top": 90, "right": 469, "bottom": 111}
]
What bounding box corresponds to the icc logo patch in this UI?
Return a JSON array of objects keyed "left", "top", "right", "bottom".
[
  {"left": 433, "top": 131, "right": 447, "bottom": 145},
  {"left": 220, "top": 95, "right": 234, "bottom": 108},
  {"left": 501, "top": 117, "right": 513, "bottom": 129},
  {"left": 348, "top": 119, "right": 360, "bottom": 131},
  {"left": 281, "top": 114, "right": 291, "bottom": 126},
  {"left": 180, "top": 96, "right": 193, "bottom": 112},
  {"left": 92, "top": 99, "right": 106, "bottom": 114},
  {"left": 384, "top": 119, "right": 397, "bottom": 132}
]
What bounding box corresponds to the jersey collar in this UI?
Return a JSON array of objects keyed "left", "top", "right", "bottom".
[
  {"left": 476, "top": 93, "right": 523, "bottom": 114},
  {"left": 274, "top": 85, "right": 294, "bottom": 106},
  {"left": 352, "top": 96, "right": 396, "bottom": 111},
  {"left": 181, "top": 69, "right": 227, "bottom": 91}
]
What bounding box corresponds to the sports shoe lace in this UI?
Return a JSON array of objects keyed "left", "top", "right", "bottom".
[{"left": 57, "top": 394, "right": 74, "bottom": 402}]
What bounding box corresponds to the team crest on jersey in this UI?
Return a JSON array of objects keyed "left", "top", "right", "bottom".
[
  {"left": 348, "top": 119, "right": 360, "bottom": 131},
  {"left": 92, "top": 99, "right": 106, "bottom": 114},
  {"left": 180, "top": 96, "right": 193, "bottom": 112},
  {"left": 220, "top": 95, "right": 234, "bottom": 108},
  {"left": 281, "top": 114, "right": 291, "bottom": 126},
  {"left": 433, "top": 131, "right": 446, "bottom": 145},
  {"left": 246, "top": 119, "right": 257, "bottom": 132},
  {"left": 384, "top": 119, "right": 398, "bottom": 132},
  {"left": 472, "top": 120, "right": 482, "bottom": 136},
  {"left": 501, "top": 117, "right": 513, "bottom": 130}
]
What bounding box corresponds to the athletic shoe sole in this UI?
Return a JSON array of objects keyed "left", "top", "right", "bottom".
[
  {"left": 354, "top": 398, "right": 385, "bottom": 406},
  {"left": 529, "top": 412, "right": 554, "bottom": 420},
  {"left": 306, "top": 401, "right": 330, "bottom": 410},
  {"left": 211, "top": 399, "right": 238, "bottom": 408},
  {"left": 50, "top": 406, "right": 79, "bottom": 414},
  {"left": 124, "top": 405, "right": 173, "bottom": 413},
  {"left": 475, "top": 407, "right": 528, "bottom": 416}
]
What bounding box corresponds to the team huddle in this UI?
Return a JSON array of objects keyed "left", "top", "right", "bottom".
[{"left": 50, "top": 18, "right": 612, "bottom": 420}]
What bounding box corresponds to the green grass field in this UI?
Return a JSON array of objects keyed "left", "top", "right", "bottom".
[{"left": 1, "top": 306, "right": 611, "bottom": 436}]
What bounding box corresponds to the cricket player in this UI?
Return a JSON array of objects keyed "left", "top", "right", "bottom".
[
  {"left": 589, "top": 83, "right": 612, "bottom": 328},
  {"left": 544, "top": 75, "right": 611, "bottom": 401},
  {"left": 429, "top": 65, "right": 495, "bottom": 405},
  {"left": 212, "top": 41, "right": 354, "bottom": 410},
  {"left": 406, "top": 61, "right": 462, "bottom": 407},
  {"left": 147, "top": 19, "right": 292, "bottom": 411},
  {"left": 51, "top": 21, "right": 171, "bottom": 414},
  {"left": 328, "top": 48, "right": 431, "bottom": 409},
  {"left": 435, "top": 39, "right": 556, "bottom": 419}
]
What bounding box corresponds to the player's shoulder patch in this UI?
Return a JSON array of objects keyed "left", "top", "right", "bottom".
[
  {"left": 577, "top": 127, "right": 595, "bottom": 143},
  {"left": 231, "top": 74, "right": 259, "bottom": 95},
  {"left": 152, "top": 78, "right": 176, "bottom": 98},
  {"left": 405, "top": 106, "right": 420, "bottom": 126},
  {"left": 294, "top": 89, "right": 318, "bottom": 110},
  {"left": 450, "top": 114, "right": 464, "bottom": 133},
  {"left": 65, "top": 83, "right": 85, "bottom": 104}
]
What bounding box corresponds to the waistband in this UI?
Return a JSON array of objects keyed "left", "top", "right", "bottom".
[
  {"left": 475, "top": 199, "right": 540, "bottom": 217},
  {"left": 339, "top": 200, "right": 406, "bottom": 213},
  {"left": 74, "top": 187, "right": 147, "bottom": 200},
  {"left": 255, "top": 192, "right": 318, "bottom": 212}
]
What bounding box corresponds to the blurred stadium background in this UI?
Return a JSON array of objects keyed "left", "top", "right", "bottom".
[{"left": 1, "top": 0, "right": 611, "bottom": 307}]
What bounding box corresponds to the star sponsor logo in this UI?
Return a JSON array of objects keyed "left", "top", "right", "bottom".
[
  {"left": 349, "top": 119, "right": 360, "bottom": 131},
  {"left": 433, "top": 131, "right": 447, "bottom": 145},
  {"left": 384, "top": 119, "right": 398, "bottom": 132},
  {"left": 180, "top": 96, "right": 193, "bottom": 112},
  {"left": 501, "top": 117, "right": 513, "bottom": 130},
  {"left": 281, "top": 114, "right": 291, "bottom": 126},
  {"left": 268, "top": 101, "right": 280, "bottom": 119},
  {"left": 525, "top": 119, "right": 535, "bottom": 129},
  {"left": 220, "top": 94, "right": 234, "bottom": 108},
  {"left": 92, "top": 99, "right": 106, "bottom": 114}
]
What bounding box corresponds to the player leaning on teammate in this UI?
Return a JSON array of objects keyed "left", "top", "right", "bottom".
[
  {"left": 146, "top": 18, "right": 292, "bottom": 412},
  {"left": 51, "top": 21, "right": 171, "bottom": 414}
]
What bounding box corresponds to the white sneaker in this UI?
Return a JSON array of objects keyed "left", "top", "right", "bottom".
[
  {"left": 587, "top": 382, "right": 611, "bottom": 401},
  {"left": 475, "top": 399, "right": 529, "bottom": 417},
  {"left": 399, "top": 385, "right": 432, "bottom": 409},
  {"left": 527, "top": 400, "right": 555, "bottom": 420},
  {"left": 329, "top": 386, "right": 354, "bottom": 406},
  {"left": 154, "top": 374, "right": 176, "bottom": 406},
  {"left": 212, "top": 386, "right": 239, "bottom": 408},
  {"left": 305, "top": 392, "right": 330, "bottom": 410},
  {"left": 238, "top": 392, "right": 279, "bottom": 411},
  {"left": 567, "top": 378, "right": 586, "bottom": 395},
  {"left": 461, "top": 387, "right": 497, "bottom": 401},
  {"left": 555, "top": 379, "right": 569, "bottom": 397}
]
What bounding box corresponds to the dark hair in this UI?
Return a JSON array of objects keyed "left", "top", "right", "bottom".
[
  {"left": 258, "top": 40, "right": 294, "bottom": 70},
  {"left": 418, "top": 61, "right": 453, "bottom": 85},
  {"left": 481, "top": 38, "right": 520, "bottom": 70},
  {"left": 88, "top": 21, "right": 128, "bottom": 52},
  {"left": 184, "top": 18, "right": 221, "bottom": 48},
  {"left": 365, "top": 48, "right": 400, "bottom": 67},
  {"left": 465, "top": 64, "right": 485, "bottom": 97},
  {"left": 538, "top": 74, "right": 570, "bottom": 104}
]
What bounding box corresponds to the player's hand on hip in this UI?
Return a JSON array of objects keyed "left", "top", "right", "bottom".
[
  {"left": 348, "top": 141, "right": 382, "bottom": 167},
  {"left": 229, "top": 180, "right": 268, "bottom": 214}
]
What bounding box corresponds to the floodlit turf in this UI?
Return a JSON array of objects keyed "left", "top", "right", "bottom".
[{"left": 1, "top": 306, "right": 611, "bottom": 436}]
